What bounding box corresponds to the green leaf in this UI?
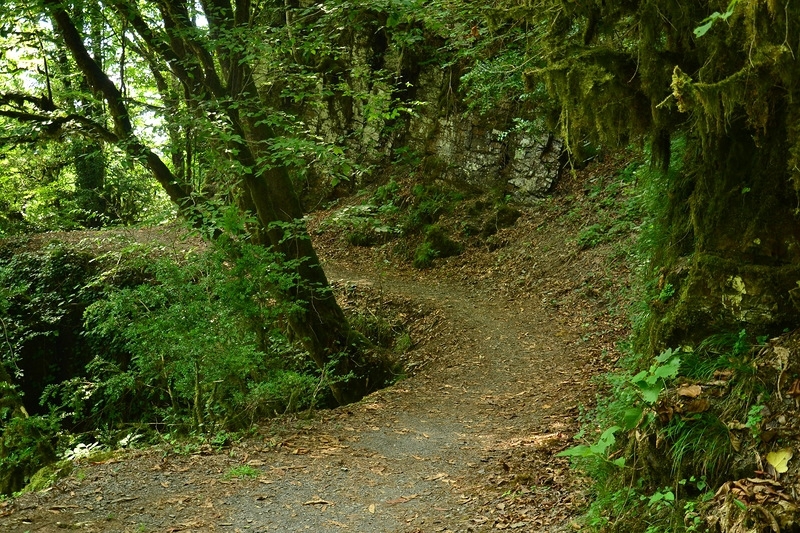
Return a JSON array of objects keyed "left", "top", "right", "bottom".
[
  {"left": 693, "top": 19, "right": 715, "bottom": 38},
  {"left": 556, "top": 444, "right": 593, "bottom": 458},
  {"left": 622, "top": 406, "right": 644, "bottom": 430},
  {"left": 638, "top": 383, "right": 662, "bottom": 404},
  {"left": 654, "top": 347, "right": 675, "bottom": 364},
  {"left": 694, "top": 0, "right": 738, "bottom": 38},
  {"left": 590, "top": 426, "right": 620, "bottom": 454},
  {"left": 652, "top": 356, "right": 680, "bottom": 380}
]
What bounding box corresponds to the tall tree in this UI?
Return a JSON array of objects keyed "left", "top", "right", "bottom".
[
  {"left": 522, "top": 0, "right": 800, "bottom": 350},
  {"left": 0, "top": 0, "right": 392, "bottom": 404}
]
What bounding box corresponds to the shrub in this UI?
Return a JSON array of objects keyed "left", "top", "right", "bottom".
[{"left": 72, "top": 241, "right": 313, "bottom": 433}]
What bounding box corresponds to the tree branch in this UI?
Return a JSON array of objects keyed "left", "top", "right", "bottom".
[
  {"left": 43, "top": 0, "right": 194, "bottom": 208},
  {"left": 0, "top": 92, "right": 56, "bottom": 112}
]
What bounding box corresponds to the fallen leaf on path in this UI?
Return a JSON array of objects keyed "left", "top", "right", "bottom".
[
  {"left": 424, "top": 472, "right": 448, "bottom": 481},
  {"left": 386, "top": 494, "right": 418, "bottom": 505},
  {"left": 303, "top": 498, "right": 333, "bottom": 506},
  {"left": 368, "top": 503, "right": 376, "bottom": 514},
  {"left": 110, "top": 497, "right": 137, "bottom": 504}
]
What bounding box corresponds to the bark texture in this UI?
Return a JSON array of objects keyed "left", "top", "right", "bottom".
[{"left": 44, "top": 0, "right": 392, "bottom": 404}]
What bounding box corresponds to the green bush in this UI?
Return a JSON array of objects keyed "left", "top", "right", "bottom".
[
  {"left": 402, "top": 185, "right": 463, "bottom": 234},
  {"left": 71, "top": 241, "right": 315, "bottom": 433},
  {"left": 0, "top": 415, "right": 59, "bottom": 495},
  {"left": 413, "top": 225, "right": 463, "bottom": 269},
  {"left": 577, "top": 223, "right": 605, "bottom": 249}
]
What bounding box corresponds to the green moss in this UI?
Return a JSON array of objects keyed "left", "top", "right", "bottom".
[
  {"left": 412, "top": 240, "right": 438, "bottom": 269},
  {"left": 480, "top": 205, "right": 521, "bottom": 238},
  {"left": 22, "top": 459, "right": 73, "bottom": 493},
  {"left": 643, "top": 253, "right": 800, "bottom": 354},
  {"left": 413, "top": 225, "right": 463, "bottom": 269}
]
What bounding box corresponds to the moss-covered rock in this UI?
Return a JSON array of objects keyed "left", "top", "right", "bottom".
[
  {"left": 22, "top": 459, "right": 73, "bottom": 494},
  {"left": 413, "top": 225, "right": 463, "bottom": 268},
  {"left": 645, "top": 253, "right": 800, "bottom": 355}
]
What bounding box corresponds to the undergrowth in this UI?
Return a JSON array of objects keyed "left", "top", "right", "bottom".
[
  {"left": 323, "top": 177, "right": 527, "bottom": 268},
  {"left": 0, "top": 220, "right": 412, "bottom": 495},
  {"left": 561, "top": 141, "right": 771, "bottom": 532},
  {"left": 564, "top": 332, "right": 763, "bottom": 532}
]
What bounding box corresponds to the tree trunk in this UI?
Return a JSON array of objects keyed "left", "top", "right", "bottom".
[
  {"left": 239, "top": 161, "right": 393, "bottom": 405},
  {"left": 45, "top": 0, "right": 391, "bottom": 405},
  {"left": 73, "top": 140, "right": 107, "bottom": 225},
  {"left": 643, "top": 114, "right": 800, "bottom": 353}
]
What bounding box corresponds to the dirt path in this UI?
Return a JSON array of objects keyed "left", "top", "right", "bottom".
[{"left": 0, "top": 254, "right": 607, "bottom": 533}]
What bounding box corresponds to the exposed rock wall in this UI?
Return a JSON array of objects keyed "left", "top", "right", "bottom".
[{"left": 300, "top": 28, "right": 562, "bottom": 202}]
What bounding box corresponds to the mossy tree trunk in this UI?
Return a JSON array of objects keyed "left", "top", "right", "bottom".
[
  {"left": 529, "top": 0, "right": 800, "bottom": 352},
  {"left": 647, "top": 114, "right": 800, "bottom": 352}
]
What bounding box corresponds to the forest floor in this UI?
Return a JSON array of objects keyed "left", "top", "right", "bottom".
[{"left": 0, "top": 154, "right": 639, "bottom": 532}]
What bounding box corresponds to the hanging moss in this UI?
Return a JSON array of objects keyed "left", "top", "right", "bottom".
[{"left": 517, "top": 0, "right": 800, "bottom": 351}]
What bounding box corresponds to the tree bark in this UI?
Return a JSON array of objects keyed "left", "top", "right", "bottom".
[
  {"left": 643, "top": 113, "right": 800, "bottom": 353},
  {"left": 45, "top": 0, "right": 391, "bottom": 404}
]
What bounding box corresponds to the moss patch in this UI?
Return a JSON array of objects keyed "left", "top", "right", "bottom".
[
  {"left": 645, "top": 253, "right": 800, "bottom": 353},
  {"left": 22, "top": 459, "right": 74, "bottom": 494}
]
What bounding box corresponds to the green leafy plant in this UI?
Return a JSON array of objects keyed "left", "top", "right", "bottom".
[
  {"left": 557, "top": 425, "right": 625, "bottom": 467},
  {"left": 694, "top": 0, "right": 739, "bottom": 37},
  {"left": 224, "top": 465, "right": 260, "bottom": 480},
  {"left": 55, "top": 239, "right": 322, "bottom": 434},
  {"left": 643, "top": 487, "right": 675, "bottom": 509},
  {"left": 577, "top": 223, "right": 605, "bottom": 249},
  {"left": 745, "top": 404, "right": 764, "bottom": 438},
  {"left": 621, "top": 348, "right": 682, "bottom": 430},
  {"left": 412, "top": 225, "right": 463, "bottom": 269},
  {"left": 657, "top": 283, "right": 675, "bottom": 302}
]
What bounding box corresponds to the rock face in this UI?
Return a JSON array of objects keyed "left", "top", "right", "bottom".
[
  {"left": 298, "top": 30, "right": 562, "bottom": 202},
  {"left": 411, "top": 114, "right": 562, "bottom": 202}
]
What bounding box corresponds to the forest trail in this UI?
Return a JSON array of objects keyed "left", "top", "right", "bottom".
[
  {"left": 0, "top": 194, "right": 630, "bottom": 532},
  {"left": 0, "top": 260, "right": 603, "bottom": 532}
]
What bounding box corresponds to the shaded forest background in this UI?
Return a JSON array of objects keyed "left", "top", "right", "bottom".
[{"left": 1, "top": 0, "right": 799, "bottom": 531}]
